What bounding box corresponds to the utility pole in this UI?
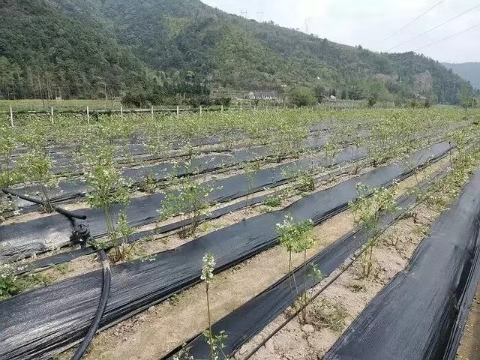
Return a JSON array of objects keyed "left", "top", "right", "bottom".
[
  {"left": 257, "top": 11, "right": 264, "bottom": 21},
  {"left": 9, "top": 106, "right": 14, "bottom": 127},
  {"left": 241, "top": 9, "right": 247, "bottom": 18}
]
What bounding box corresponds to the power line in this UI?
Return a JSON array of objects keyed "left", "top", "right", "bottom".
[
  {"left": 414, "top": 22, "right": 480, "bottom": 51},
  {"left": 389, "top": 3, "right": 480, "bottom": 51},
  {"left": 384, "top": 0, "right": 446, "bottom": 41}
]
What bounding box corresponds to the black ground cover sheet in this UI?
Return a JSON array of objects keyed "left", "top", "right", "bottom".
[
  {"left": 324, "top": 169, "right": 480, "bottom": 360},
  {"left": 6, "top": 136, "right": 326, "bottom": 211},
  {"left": 7, "top": 124, "right": 329, "bottom": 176},
  {"left": 0, "top": 142, "right": 451, "bottom": 360},
  {"left": 0, "top": 144, "right": 361, "bottom": 261},
  {"left": 166, "top": 167, "right": 448, "bottom": 359},
  {"left": 19, "top": 163, "right": 357, "bottom": 273}
]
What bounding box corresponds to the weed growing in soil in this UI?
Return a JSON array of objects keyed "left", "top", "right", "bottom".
[
  {"left": 263, "top": 196, "right": 281, "bottom": 208},
  {"left": 0, "top": 264, "right": 51, "bottom": 300},
  {"left": 310, "top": 298, "right": 348, "bottom": 333},
  {"left": 173, "top": 345, "right": 194, "bottom": 360},
  {"left": 346, "top": 282, "right": 367, "bottom": 293},
  {"left": 54, "top": 263, "right": 70, "bottom": 275}
]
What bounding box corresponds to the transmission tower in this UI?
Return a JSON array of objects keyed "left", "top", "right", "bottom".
[{"left": 305, "top": 17, "right": 312, "bottom": 34}]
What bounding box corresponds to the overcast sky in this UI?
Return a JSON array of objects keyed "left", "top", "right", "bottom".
[{"left": 201, "top": 0, "right": 479, "bottom": 63}]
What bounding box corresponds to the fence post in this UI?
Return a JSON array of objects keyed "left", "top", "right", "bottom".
[
  {"left": 221, "top": 104, "right": 224, "bottom": 112},
  {"left": 120, "top": 105, "right": 123, "bottom": 118},
  {"left": 86, "top": 106, "right": 90, "bottom": 124},
  {"left": 199, "top": 105, "right": 202, "bottom": 116},
  {"left": 151, "top": 105, "right": 154, "bottom": 120},
  {"left": 9, "top": 106, "right": 14, "bottom": 127},
  {"left": 50, "top": 106, "right": 54, "bottom": 124},
  {"left": 176, "top": 105, "right": 180, "bottom": 118}
]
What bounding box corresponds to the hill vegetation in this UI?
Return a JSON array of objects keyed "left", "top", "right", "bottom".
[
  {"left": 443, "top": 63, "right": 480, "bottom": 90},
  {"left": 0, "top": 0, "right": 474, "bottom": 105}
]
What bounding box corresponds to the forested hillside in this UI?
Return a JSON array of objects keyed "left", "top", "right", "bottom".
[
  {"left": 0, "top": 0, "right": 473, "bottom": 104},
  {"left": 443, "top": 63, "right": 480, "bottom": 89},
  {"left": 0, "top": 0, "right": 156, "bottom": 99}
]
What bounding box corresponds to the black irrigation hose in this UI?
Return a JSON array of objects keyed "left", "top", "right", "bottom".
[
  {"left": 1, "top": 188, "right": 86, "bottom": 220},
  {"left": 2, "top": 187, "right": 109, "bottom": 359},
  {"left": 72, "top": 248, "right": 111, "bottom": 360}
]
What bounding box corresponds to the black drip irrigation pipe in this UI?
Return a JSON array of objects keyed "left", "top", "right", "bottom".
[
  {"left": 1, "top": 188, "right": 86, "bottom": 220},
  {"left": 1, "top": 188, "right": 111, "bottom": 360},
  {"left": 72, "top": 248, "right": 111, "bottom": 360},
  {"left": 0, "top": 143, "right": 454, "bottom": 360}
]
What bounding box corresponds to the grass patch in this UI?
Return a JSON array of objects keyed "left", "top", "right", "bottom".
[
  {"left": 263, "top": 196, "right": 282, "bottom": 207},
  {"left": 309, "top": 298, "right": 348, "bottom": 333},
  {"left": 1, "top": 266, "right": 52, "bottom": 300}
]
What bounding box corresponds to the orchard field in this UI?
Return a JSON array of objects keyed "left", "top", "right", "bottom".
[{"left": 0, "top": 107, "right": 480, "bottom": 360}]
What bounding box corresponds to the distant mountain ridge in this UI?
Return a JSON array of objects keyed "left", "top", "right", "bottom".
[
  {"left": 443, "top": 62, "right": 480, "bottom": 89},
  {"left": 0, "top": 0, "right": 473, "bottom": 104}
]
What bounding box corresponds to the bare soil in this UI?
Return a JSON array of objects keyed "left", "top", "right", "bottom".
[
  {"left": 242, "top": 203, "right": 440, "bottom": 360},
  {"left": 58, "top": 157, "right": 448, "bottom": 360},
  {"left": 59, "top": 211, "right": 355, "bottom": 360},
  {"left": 456, "top": 285, "right": 480, "bottom": 360}
]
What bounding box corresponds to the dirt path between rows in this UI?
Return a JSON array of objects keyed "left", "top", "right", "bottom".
[
  {"left": 456, "top": 285, "right": 480, "bottom": 360},
  {"left": 243, "top": 203, "right": 439, "bottom": 360},
  {"left": 57, "top": 156, "right": 450, "bottom": 360}
]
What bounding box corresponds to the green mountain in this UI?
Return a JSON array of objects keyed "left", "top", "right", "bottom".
[
  {"left": 0, "top": 0, "right": 473, "bottom": 104},
  {"left": 443, "top": 63, "right": 480, "bottom": 89}
]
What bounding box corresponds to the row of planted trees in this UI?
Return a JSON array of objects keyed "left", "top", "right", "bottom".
[
  {"left": 2, "top": 107, "right": 478, "bottom": 221},
  {"left": 176, "top": 114, "right": 480, "bottom": 360},
  {"left": 1, "top": 107, "right": 477, "bottom": 226},
  {"left": 2, "top": 108, "right": 480, "bottom": 355},
  {"left": 0, "top": 109, "right": 478, "bottom": 269}
]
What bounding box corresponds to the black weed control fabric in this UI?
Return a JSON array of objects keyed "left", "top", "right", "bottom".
[
  {"left": 20, "top": 163, "right": 362, "bottom": 273},
  {"left": 166, "top": 168, "right": 447, "bottom": 360},
  {"left": 0, "top": 143, "right": 451, "bottom": 360},
  {"left": 0, "top": 143, "right": 356, "bottom": 261},
  {"left": 7, "top": 137, "right": 325, "bottom": 211},
  {"left": 324, "top": 169, "right": 480, "bottom": 360}
]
